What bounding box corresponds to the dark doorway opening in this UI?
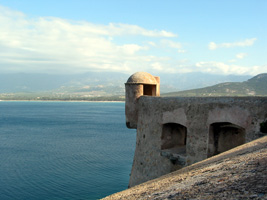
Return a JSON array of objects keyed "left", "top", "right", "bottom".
[
  {"left": 208, "top": 122, "right": 246, "bottom": 157},
  {"left": 161, "top": 123, "right": 187, "bottom": 166}
]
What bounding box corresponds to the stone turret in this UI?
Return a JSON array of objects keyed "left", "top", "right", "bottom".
[
  {"left": 125, "top": 72, "right": 160, "bottom": 129},
  {"left": 123, "top": 72, "right": 267, "bottom": 188}
]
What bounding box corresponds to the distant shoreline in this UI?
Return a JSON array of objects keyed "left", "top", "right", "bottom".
[{"left": 0, "top": 100, "right": 125, "bottom": 103}]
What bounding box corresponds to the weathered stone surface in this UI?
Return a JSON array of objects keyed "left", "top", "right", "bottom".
[
  {"left": 125, "top": 72, "right": 160, "bottom": 129},
  {"left": 124, "top": 72, "right": 267, "bottom": 191},
  {"left": 126, "top": 72, "right": 158, "bottom": 85},
  {"left": 129, "top": 96, "right": 267, "bottom": 187},
  {"left": 102, "top": 136, "right": 267, "bottom": 200}
]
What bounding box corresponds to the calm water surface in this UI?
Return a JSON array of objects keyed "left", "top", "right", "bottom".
[{"left": 0, "top": 101, "right": 135, "bottom": 200}]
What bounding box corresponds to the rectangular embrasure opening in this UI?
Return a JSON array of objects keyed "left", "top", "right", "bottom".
[{"left": 143, "top": 84, "right": 156, "bottom": 96}]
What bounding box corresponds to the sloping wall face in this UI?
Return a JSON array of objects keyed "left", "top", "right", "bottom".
[
  {"left": 129, "top": 97, "right": 267, "bottom": 187},
  {"left": 125, "top": 84, "right": 143, "bottom": 128}
]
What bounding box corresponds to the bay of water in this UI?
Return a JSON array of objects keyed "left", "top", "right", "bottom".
[{"left": 0, "top": 101, "right": 136, "bottom": 200}]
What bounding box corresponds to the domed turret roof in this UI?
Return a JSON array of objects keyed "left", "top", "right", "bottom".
[{"left": 126, "top": 72, "right": 157, "bottom": 84}]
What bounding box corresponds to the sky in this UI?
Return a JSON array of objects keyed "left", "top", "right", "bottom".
[{"left": 0, "top": 0, "right": 266, "bottom": 75}]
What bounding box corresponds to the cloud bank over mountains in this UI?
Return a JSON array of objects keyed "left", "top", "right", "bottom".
[{"left": 0, "top": 5, "right": 266, "bottom": 76}]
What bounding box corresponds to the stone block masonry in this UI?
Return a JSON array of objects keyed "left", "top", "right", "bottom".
[{"left": 125, "top": 72, "right": 267, "bottom": 187}]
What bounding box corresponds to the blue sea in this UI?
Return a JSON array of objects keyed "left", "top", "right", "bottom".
[{"left": 0, "top": 101, "right": 136, "bottom": 200}]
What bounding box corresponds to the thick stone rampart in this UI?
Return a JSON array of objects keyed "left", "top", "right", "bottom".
[
  {"left": 103, "top": 136, "right": 267, "bottom": 200},
  {"left": 129, "top": 96, "right": 267, "bottom": 187}
]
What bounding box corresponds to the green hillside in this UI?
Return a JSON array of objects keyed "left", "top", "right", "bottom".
[{"left": 163, "top": 73, "right": 267, "bottom": 97}]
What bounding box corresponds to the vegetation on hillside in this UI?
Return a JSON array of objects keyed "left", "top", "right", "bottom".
[
  {"left": 163, "top": 73, "right": 267, "bottom": 97},
  {"left": 1, "top": 73, "right": 266, "bottom": 101}
]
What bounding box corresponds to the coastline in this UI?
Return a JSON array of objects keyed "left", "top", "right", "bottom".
[{"left": 0, "top": 99, "right": 125, "bottom": 103}]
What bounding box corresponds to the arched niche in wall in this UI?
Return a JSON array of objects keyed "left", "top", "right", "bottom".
[
  {"left": 160, "top": 123, "right": 187, "bottom": 166},
  {"left": 207, "top": 122, "right": 246, "bottom": 157},
  {"left": 161, "top": 123, "right": 187, "bottom": 150}
]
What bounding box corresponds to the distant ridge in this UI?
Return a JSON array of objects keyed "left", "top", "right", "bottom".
[
  {"left": 0, "top": 72, "right": 252, "bottom": 100},
  {"left": 163, "top": 73, "right": 267, "bottom": 97}
]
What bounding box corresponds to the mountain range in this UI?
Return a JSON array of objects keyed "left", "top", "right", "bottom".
[
  {"left": 0, "top": 71, "right": 251, "bottom": 94},
  {"left": 1, "top": 72, "right": 266, "bottom": 100},
  {"left": 163, "top": 73, "right": 267, "bottom": 97}
]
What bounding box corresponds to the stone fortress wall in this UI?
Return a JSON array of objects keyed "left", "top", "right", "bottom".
[{"left": 125, "top": 72, "right": 267, "bottom": 187}]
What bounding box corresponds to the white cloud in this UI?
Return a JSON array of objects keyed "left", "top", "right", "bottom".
[
  {"left": 178, "top": 49, "right": 186, "bottom": 53},
  {"left": 99, "top": 23, "right": 177, "bottom": 37},
  {"left": 236, "top": 53, "right": 247, "bottom": 59},
  {"left": 151, "top": 62, "right": 164, "bottom": 71},
  {"left": 228, "top": 59, "right": 237, "bottom": 63},
  {"left": 0, "top": 5, "right": 177, "bottom": 74},
  {"left": 161, "top": 39, "right": 182, "bottom": 49},
  {"left": 208, "top": 42, "right": 217, "bottom": 50},
  {"left": 119, "top": 44, "right": 147, "bottom": 55},
  {"left": 147, "top": 41, "right": 157, "bottom": 47},
  {"left": 208, "top": 38, "right": 257, "bottom": 50},
  {"left": 159, "top": 39, "right": 187, "bottom": 53},
  {"left": 195, "top": 61, "right": 266, "bottom": 75},
  {"left": 0, "top": 5, "right": 264, "bottom": 77}
]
